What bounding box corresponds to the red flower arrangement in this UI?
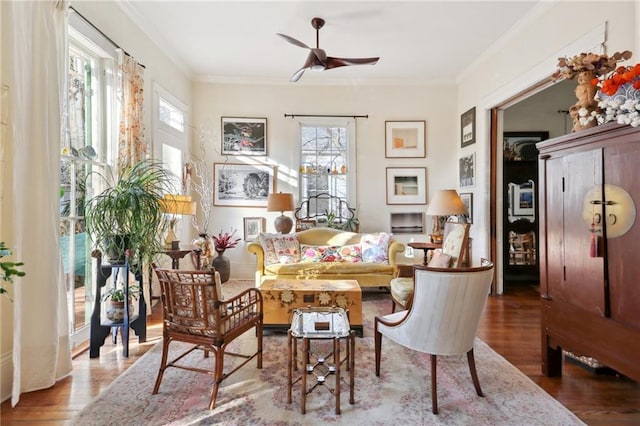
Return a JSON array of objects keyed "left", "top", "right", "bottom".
[
  {"left": 212, "top": 229, "right": 241, "bottom": 252},
  {"left": 593, "top": 63, "right": 640, "bottom": 96}
]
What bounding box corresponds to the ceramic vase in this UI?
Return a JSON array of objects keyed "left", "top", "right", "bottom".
[{"left": 212, "top": 250, "right": 230, "bottom": 283}]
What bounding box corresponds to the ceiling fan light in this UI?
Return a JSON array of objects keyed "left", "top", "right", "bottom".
[{"left": 310, "top": 64, "right": 325, "bottom": 71}]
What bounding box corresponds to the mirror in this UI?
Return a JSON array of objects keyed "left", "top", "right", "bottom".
[{"left": 508, "top": 180, "right": 535, "bottom": 223}]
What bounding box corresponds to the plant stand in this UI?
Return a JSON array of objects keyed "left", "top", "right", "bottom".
[{"left": 89, "top": 253, "right": 146, "bottom": 358}]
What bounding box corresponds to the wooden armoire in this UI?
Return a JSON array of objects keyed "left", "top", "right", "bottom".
[{"left": 537, "top": 122, "right": 640, "bottom": 383}]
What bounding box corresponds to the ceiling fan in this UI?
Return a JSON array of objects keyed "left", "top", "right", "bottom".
[{"left": 277, "top": 17, "right": 380, "bottom": 83}]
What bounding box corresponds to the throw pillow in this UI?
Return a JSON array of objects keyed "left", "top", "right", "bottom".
[
  {"left": 361, "top": 232, "right": 392, "bottom": 264},
  {"left": 258, "top": 233, "right": 301, "bottom": 265},
  {"left": 428, "top": 250, "right": 452, "bottom": 268},
  {"left": 300, "top": 245, "right": 341, "bottom": 262},
  {"left": 337, "top": 244, "right": 362, "bottom": 263}
]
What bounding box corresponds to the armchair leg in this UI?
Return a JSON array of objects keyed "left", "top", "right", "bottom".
[
  {"left": 152, "top": 338, "right": 170, "bottom": 395},
  {"left": 209, "top": 348, "right": 224, "bottom": 410},
  {"left": 467, "top": 348, "right": 484, "bottom": 397},
  {"left": 374, "top": 320, "right": 382, "bottom": 376},
  {"left": 430, "top": 354, "right": 438, "bottom": 415},
  {"left": 257, "top": 322, "right": 263, "bottom": 369}
]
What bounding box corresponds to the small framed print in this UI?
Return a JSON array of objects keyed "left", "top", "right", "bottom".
[
  {"left": 243, "top": 217, "right": 265, "bottom": 241},
  {"left": 386, "top": 167, "right": 427, "bottom": 205},
  {"left": 461, "top": 107, "right": 476, "bottom": 148},
  {"left": 385, "top": 120, "right": 426, "bottom": 158},
  {"left": 221, "top": 117, "right": 267, "bottom": 156},
  {"left": 459, "top": 153, "right": 475, "bottom": 188},
  {"left": 460, "top": 192, "right": 473, "bottom": 224},
  {"left": 390, "top": 212, "right": 425, "bottom": 234},
  {"left": 214, "top": 163, "right": 275, "bottom": 207}
]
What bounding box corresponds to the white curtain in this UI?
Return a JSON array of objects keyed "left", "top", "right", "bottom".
[{"left": 7, "top": 0, "right": 72, "bottom": 406}]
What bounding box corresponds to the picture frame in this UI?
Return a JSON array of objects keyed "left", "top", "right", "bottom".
[
  {"left": 390, "top": 212, "right": 424, "bottom": 234},
  {"left": 460, "top": 107, "right": 476, "bottom": 147},
  {"left": 214, "top": 163, "right": 275, "bottom": 207},
  {"left": 385, "top": 167, "right": 427, "bottom": 205},
  {"left": 503, "top": 131, "right": 549, "bottom": 161},
  {"left": 385, "top": 120, "right": 426, "bottom": 158},
  {"left": 459, "top": 152, "right": 475, "bottom": 188},
  {"left": 509, "top": 181, "right": 535, "bottom": 217},
  {"left": 243, "top": 217, "right": 265, "bottom": 241},
  {"left": 221, "top": 117, "right": 267, "bottom": 156},
  {"left": 459, "top": 192, "right": 473, "bottom": 224}
]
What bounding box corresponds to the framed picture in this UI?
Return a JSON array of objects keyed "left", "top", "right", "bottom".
[
  {"left": 390, "top": 212, "right": 424, "bottom": 234},
  {"left": 503, "top": 131, "right": 549, "bottom": 161},
  {"left": 214, "top": 163, "right": 275, "bottom": 207},
  {"left": 461, "top": 107, "right": 476, "bottom": 147},
  {"left": 385, "top": 120, "right": 426, "bottom": 158},
  {"left": 221, "top": 117, "right": 267, "bottom": 156},
  {"left": 243, "top": 217, "right": 265, "bottom": 241},
  {"left": 385, "top": 167, "right": 427, "bottom": 205},
  {"left": 509, "top": 181, "right": 535, "bottom": 217},
  {"left": 459, "top": 153, "right": 475, "bottom": 188},
  {"left": 460, "top": 192, "right": 473, "bottom": 224}
]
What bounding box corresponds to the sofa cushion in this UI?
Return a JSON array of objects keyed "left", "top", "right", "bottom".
[
  {"left": 361, "top": 232, "right": 392, "bottom": 264},
  {"left": 265, "top": 262, "right": 394, "bottom": 275},
  {"left": 428, "top": 250, "right": 452, "bottom": 268},
  {"left": 258, "top": 233, "right": 301, "bottom": 265},
  {"left": 337, "top": 244, "right": 362, "bottom": 263}
]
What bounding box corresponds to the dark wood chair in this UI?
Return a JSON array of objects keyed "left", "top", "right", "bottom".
[{"left": 152, "top": 267, "right": 263, "bottom": 409}]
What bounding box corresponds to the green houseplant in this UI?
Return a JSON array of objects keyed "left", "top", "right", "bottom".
[
  {"left": 1, "top": 241, "right": 25, "bottom": 298},
  {"left": 101, "top": 284, "right": 140, "bottom": 321},
  {"left": 85, "top": 159, "right": 176, "bottom": 266}
]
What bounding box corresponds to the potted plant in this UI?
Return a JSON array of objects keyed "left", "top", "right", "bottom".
[
  {"left": 85, "top": 159, "right": 176, "bottom": 266},
  {"left": 101, "top": 284, "right": 140, "bottom": 321},
  {"left": 1, "top": 241, "right": 25, "bottom": 299}
]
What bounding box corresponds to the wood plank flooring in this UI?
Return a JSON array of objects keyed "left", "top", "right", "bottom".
[{"left": 1, "top": 282, "right": 639, "bottom": 425}]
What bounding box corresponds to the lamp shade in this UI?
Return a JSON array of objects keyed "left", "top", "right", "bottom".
[
  {"left": 426, "top": 189, "right": 468, "bottom": 216},
  {"left": 161, "top": 194, "right": 197, "bottom": 216},
  {"left": 267, "top": 192, "right": 294, "bottom": 213}
]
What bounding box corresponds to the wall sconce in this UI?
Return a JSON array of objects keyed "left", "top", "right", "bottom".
[{"left": 267, "top": 192, "right": 295, "bottom": 234}]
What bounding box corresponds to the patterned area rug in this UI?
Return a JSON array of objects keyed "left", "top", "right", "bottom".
[{"left": 72, "top": 281, "right": 585, "bottom": 425}]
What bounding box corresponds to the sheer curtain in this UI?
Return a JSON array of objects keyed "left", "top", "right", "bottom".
[{"left": 6, "top": 0, "right": 72, "bottom": 406}]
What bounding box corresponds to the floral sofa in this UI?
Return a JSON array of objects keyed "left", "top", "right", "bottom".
[{"left": 247, "top": 227, "right": 404, "bottom": 288}]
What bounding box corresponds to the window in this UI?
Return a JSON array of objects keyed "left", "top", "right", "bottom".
[
  {"left": 298, "top": 120, "right": 356, "bottom": 220},
  {"left": 61, "top": 30, "right": 116, "bottom": 348}
]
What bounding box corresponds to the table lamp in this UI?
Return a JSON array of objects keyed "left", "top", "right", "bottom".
[
  {"left": 161, "top": 194, "right": 197, "bottom": 249},
  {"left": 267, "top": 192, "right": 295, "bottom": 234},
  {"left": 426, "top": 189, "right": 468, "bottom": 243}
]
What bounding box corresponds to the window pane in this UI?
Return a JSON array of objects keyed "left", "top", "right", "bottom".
[{"left": 159, "top": 97, "right": 184, "bottom": 132}]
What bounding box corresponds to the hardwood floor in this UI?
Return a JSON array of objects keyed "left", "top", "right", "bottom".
[{"left": 1, "top": 282, "right": 638, "bottom": 425}]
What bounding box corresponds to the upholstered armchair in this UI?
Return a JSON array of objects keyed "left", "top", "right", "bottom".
[
  {"left": 152, "top": 267, "right": 263, "bottom": 409},
  {"left": 375, "top": 261, "right": 495, "bottom": 414},
  {"left": 390, "top": 222, "right": 470, "bottom": 312}
]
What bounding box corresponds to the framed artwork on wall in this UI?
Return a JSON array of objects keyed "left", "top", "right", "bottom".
[
  {"left": 221, "top": 117, "right": 267, "bottom": 156},
  {"left": 243, "top": 217, "right": 265, "bottom": 241},
  {"left": 214, "top": 163, "right": 275, "bottom": 207},
  {"left": 459, "top": 153, "right": 475, "bottom": 188},
  {"left": 460, "top": 107, "right": 476, "bottom": 147},
  {"left": 459, "top": 192, "right": 473, "bottom": 224},
  {"left": 385, "top": 167, "right": 427, "bottom": 205},
  {"left": 385, "top": 120, "right": 426, "bottom": 158}
]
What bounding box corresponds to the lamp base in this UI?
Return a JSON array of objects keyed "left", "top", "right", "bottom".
[{"left": 274, "top": 215, "right": 293, "bottom": 234}]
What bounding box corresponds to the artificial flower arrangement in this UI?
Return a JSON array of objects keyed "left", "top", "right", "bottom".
[
  {"left": 211, "top": 229, "right": 241, "bottom": 253},
  {"left": 552, "top": 50, "right": 632, "bottom": 80},
  {"left": 594, "top": 62, "right": 640, "bottom": 128}
]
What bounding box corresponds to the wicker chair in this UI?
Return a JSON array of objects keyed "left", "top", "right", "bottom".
[
  {"left": 390, "top": 222, "right": 470, "bottom": 312},
  {"left": 376, "top": 261, "right": 494, "bottom": 414},
  {"left": 152, "top": 267, "right": 263, "bottom": 409}
]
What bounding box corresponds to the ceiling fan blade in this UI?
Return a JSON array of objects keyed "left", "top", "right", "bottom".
[
  {"left": 277, "top": 33, "right": 311, "bottom": 50},
  {"left": 325, "top": 56, "right": 380, "bottom": 69},
  {"left": 290, "top": 67, "right": 307, "bottom": 83}
]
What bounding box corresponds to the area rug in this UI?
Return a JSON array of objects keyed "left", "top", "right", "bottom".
[{"left": 71, "top": 281, "right": 585, "bottom": 426}]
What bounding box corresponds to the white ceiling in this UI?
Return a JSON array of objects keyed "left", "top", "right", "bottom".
[{"left": 118, "top": 1, "right": 543, "bottom": 85}]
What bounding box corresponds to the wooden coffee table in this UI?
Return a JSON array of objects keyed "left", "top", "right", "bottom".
[{"left": 259, "top": 279, "right": 363, "bottom": 337}]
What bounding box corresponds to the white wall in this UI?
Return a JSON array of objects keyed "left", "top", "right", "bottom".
[
  {"left": 191, "top": 82, "right": 459, "bottom": 279},
  {"left": 456, "top": 1, "right": 638, "bottom": 274},
  {"left": 0, "top": 0, "right": 192, "bottom": 403}
]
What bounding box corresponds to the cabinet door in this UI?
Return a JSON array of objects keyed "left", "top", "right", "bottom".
[
  {"left": 543, "top": 157, "right": 564, "bottom": 298},
  {"left": 555, "top": 149, "right": 605, "bottom": 314},
  {"left": 605, "top": 142, "right": 640, "bottom": 328}
]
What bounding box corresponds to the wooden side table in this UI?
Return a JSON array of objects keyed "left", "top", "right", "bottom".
[
  {"left": 408, "top": 241, "right": 442, "bottom": 265},
  {"left": 287, "top": 307, "right": 355, "bottom": 414}
]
